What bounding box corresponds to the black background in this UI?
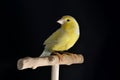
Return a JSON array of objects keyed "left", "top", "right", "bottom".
[{"left": 1, "top": 0, "right": 119, "bottom": 80}]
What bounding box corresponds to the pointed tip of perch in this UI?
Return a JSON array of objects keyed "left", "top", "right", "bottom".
[
  {"left": 79, "top": 54, "right": 84, "bottom": 63},
  {"left": 17, "top": 59, "right": 24, "bottom": 70},
  {"left": 17, "top": 57, "right": 32, "bottom": 70}
]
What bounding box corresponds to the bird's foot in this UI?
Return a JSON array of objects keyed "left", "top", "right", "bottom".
[{"left": 52, "top": 51, "right": 63, "bottom": 62}]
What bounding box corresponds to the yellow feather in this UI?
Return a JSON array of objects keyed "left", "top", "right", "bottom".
[{"left": 44, "top": 15, "right": 80, "bottom": 51}]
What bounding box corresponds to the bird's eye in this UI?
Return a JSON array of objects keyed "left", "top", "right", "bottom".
[{"left": 67, "top": 19, "right": 70, "bottom": 22}]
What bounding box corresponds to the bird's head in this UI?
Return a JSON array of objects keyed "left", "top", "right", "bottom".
[
  {"left": 57, "top": 15, "right": 77, "bottom": 25},
  {"left": 57, "top": 15, "right": 79, "bottom": 34}
]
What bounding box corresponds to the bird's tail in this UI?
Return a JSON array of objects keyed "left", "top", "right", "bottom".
[{"left": 40, "top": 48, "right": 51, "bottom": 57}]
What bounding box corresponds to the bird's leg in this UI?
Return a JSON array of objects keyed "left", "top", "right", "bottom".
[{"left": 52, "top": 51, "right": 63, "bottom": 62}]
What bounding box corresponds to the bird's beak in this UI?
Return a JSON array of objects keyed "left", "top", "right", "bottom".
[{"left": 57, "top": 19, "right": 66, "bottom": 25}]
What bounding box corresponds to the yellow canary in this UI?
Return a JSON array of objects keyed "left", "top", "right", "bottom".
[{"left": 40, "top": 15, "right": 80, "bottom": 57}]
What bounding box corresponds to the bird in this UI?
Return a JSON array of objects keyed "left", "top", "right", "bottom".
[{"left": 40, "top": 15, "right": 80, "bottom": 57}]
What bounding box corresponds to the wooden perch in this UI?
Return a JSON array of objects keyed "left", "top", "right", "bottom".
[{"left": 17, "top": 52, "right": 84, "bottom": 70}]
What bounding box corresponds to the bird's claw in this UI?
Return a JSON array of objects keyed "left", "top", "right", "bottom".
[{"left": 52, "top": 52, "right": 63, "bottom": 62}]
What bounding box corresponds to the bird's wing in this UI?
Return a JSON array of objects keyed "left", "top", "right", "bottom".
[{"left": 44, "top": 28, "right": 67, "bottom": 45}]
